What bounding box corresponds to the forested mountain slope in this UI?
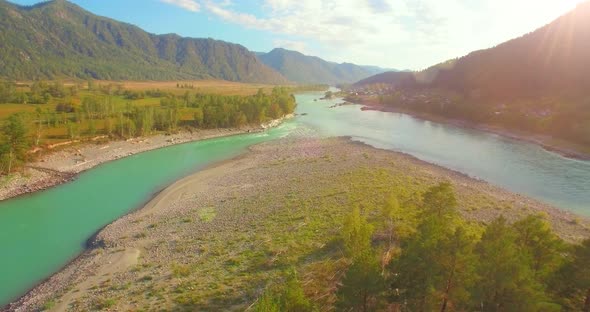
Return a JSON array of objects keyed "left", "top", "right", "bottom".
[
  {"left": 0, "top": 0, "right": 288, "bottom": 83},
  {"left": 353, "top": 2, "right": 590, "bottom": 147},
  {"left": 356, "top": 1, "right": 590, "bottom": 97}
]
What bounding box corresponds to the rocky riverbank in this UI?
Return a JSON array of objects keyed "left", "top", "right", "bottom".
[
  {"left": 0, "top": 117, "right": 294, "bottom": 202},
  {"left": 6, "top": 137, "right": 589, "bottom": 312}
]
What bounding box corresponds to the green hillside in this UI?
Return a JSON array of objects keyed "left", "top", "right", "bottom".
[
  {"left": 353, "top": 2, "right": 590, "bottom": 148},
  {"left": 357, "top": 1, "right": 590, "bottom": 98},
  {"left": 0, "top": 0, "right": 288, "bottom": 83}
]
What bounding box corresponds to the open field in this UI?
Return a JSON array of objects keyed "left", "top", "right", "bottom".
[
  {"left": 9, "top": 137, "right": 589, "bottom": 312},
  {"left": 8, "top": 80, "right": 289, "bottom": 96},
  {"left": 105, "top": 80, "right": 290, "bottom": 96},
  {"left": 0, "top": 103, "right": 40, "bottom": 119}
]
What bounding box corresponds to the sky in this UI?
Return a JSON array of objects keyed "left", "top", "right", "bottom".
[{"left": 9, "top": 0, "right": 587, "bottom": 70}]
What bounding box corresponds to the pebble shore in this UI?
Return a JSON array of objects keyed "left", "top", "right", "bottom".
[
  {"left": 4, "top": 136, "right": 589, "bottom": 311},
  {"left": 0, "top": 126, "right": 273, "bottom": 202}
]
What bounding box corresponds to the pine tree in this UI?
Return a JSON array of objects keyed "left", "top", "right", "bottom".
[
  {"left": 550, "top": 239, "right": 590, "bottom": 311},
  {"left": 513, "top": 214, "right": 565, "bottom": 282},
  {"left": 381, "top": 193, "right": 400, "bottom": 248},
  {"left": 422, "top": 182, "right": 458, "bottom": 221},
  {"left": 390, "top": 183, "right": 476, "bottom": 311},
  {"left": 342, "top": 206, "right": 374, "bottom": 259},
  {"left": 280, "top": 270, "right": 314, "bottom": 312},
  {"left": 253, "top": 270, "right": 314, "bottom": 312},
  {"left": 474, "top": 216, "right": 546, "bottom": 312},
  {"left": 391, "top": 221, "right": 476, "bottom": 311},
  {"left": 336, "top": 251, "right": 384, "bottom": 312},
  {"left": 437, "top": 226, "right": 477, "bottom": 312}
]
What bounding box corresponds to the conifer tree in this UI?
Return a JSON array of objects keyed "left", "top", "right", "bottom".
[
  {"left": 390, "top": 183, "right": 476, "bottom": 311},
  {"left": 474, "top": 217, "right": 546, "bottom": 312},
  {"left": 513, "top": 214, "right": 565, "bottom": 282},
  {"left": 342, "top": 206, "right": 374, "bottom": 259},
  {"left": 336, "top": 251, "right": 384, "bottom": 312},
  {"left": 550, "top": 239, "right": 590, "bottom": 311}
]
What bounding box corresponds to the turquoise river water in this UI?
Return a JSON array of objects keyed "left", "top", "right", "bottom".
[{"left": 1, "top": 92, "right": 589, "bottom": 306}]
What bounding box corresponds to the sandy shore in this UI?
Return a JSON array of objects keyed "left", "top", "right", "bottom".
[
  {"left": 6, "top": 136, "right": 589, "bottom": 312},
  {"left": 0, "top": 114, "right": 294, "bottom": 202},
  {"left": 358, "top": 103, "right": 590, "bottom": 160}
]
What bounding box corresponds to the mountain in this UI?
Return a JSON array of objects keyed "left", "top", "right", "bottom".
[
  {"left": 355, "top": 1, "right": 590, "bottom": 99},
  {"left": 353, "top": 2, "right": 590, "bottom": 148},
  {"left": 258, "top": 48, "right": 390, "bottom": 85},
  {"left": 0, "top": 0, "right": 288, "bottom": 83},
  {"left": 354, "top": 71, "right": 416, "bottom": 88}
]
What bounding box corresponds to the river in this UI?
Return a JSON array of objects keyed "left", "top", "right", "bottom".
[
  {"left": 1, "top": 92, "right": 589, "bottom": 306},
  {"left": 297, "top": 93, "right": 590, "bottom": 214}
]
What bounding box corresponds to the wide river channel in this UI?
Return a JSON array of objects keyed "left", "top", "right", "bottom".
[{"left": 1, "top": 92, "right": 589, "bottom": 306}]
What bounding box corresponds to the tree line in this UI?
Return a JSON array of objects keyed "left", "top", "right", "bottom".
[
  {"left": 372, "top": 89, "right": 590, "bottom": 147},
  {"left": 0, "top": 81, "right": 78, "bottom": 104},
  {"left": 254, "top": 183, "right": 590, "bottom": 311},
  {"left": 0, "top": 85, "right": 296, "bottom": 175}
]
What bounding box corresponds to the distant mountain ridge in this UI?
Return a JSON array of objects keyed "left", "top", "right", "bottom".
[
  {"left": 0, "top": 0, "right": 288, "bottom": 83},
  {"left": 355, "top": 1, "right": 590, "bottom": 99},
  {"left": 258, "top": 48, "right": 391, "bottom": 85}
]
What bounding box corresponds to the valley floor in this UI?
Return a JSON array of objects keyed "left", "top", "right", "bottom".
[{"left": 7, "top": 137, "right": 589, "bottom": 312}]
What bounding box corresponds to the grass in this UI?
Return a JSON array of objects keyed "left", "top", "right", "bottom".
[
  {"left": 92, "top": 297, "right": 117, "bottom": 310},
  {"left": 198, "top": 207, "right": 216, "bottom": 223},
  {"left": 171, "top": 263, "right": 192, "bottom": 278},
  {"left": 157, "top": 168, "right": 427, "bottom": 311},
  {"left": 109, "top": 80, "right": 285, "bottom": 96},
  {"left": 0, "top": 103, "right": 42, "bottom": 118},
  {"left": 41, "top": 139, "right": 589, "bottom": 311},
  {"left": 41, "top": 299, "right": 55, "bottom": 311}
]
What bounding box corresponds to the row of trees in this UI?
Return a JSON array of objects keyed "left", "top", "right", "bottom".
[
  {"left": 372, "top": 89, "right": 590, "bottom": 146},
  {"left": 186, "top": 88, "right": 296, "bottom": 128},
  {"left": 0, "top": 87, "right": 296, "bottom": 175},
  {"left": 0, "top": 80, "right": 176, "bottom": 105},
  {"left": 254, "top": 183, "right": 590, "bottom": 311},
  {"left": 0, "top": 81, "right": 77, "bottom": 104}
]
